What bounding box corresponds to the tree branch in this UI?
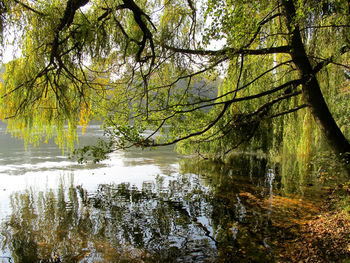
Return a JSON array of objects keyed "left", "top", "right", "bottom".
[
  {"left": 154, "top": 102, "right": 230, "bottom": 146},
  {"left": 13, "top": 0, "right": 45, "bottom": 16},
  {"left": 160, "top": 44, "right": 291, "bottom": 57},
  {"left": 266, "top": 104, "right": 308, "bottom": 119},
  {"left": 312, "top": 45, "right": 350, "bottom": 73}
]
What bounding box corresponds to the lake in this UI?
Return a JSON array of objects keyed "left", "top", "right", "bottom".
[{"left": 0, "top": 123, "right": 322, "bottom": 262}]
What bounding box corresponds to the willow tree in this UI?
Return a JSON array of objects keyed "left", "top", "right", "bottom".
[{"left": 0, "top": 0, "right": 349, "bottom": 161}]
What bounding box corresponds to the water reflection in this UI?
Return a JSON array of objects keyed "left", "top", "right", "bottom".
[
  {"left": 1, "top": 155, "right": 317, "bottom": 263},
  {"left": 1, "top": 177, "right": 213, "bottom": 262},
  {"left": 0, "top": 122, "right": 327, "bottom": 262}
]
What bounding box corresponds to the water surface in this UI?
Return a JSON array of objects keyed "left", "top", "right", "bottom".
[{"left": 0, "top": 123, "right": 321, "bottom": 262}]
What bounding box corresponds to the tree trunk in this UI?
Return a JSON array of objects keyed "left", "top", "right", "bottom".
[{"left": 282, "top": 0, "right": 350, "bottom": 161}]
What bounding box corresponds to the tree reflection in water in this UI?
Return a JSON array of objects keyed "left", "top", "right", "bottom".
[{"left": 1, "top": 155, "right": 321, "bottom": 262}]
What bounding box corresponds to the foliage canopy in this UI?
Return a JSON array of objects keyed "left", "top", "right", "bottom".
[{"left": 0, "top": 0, "right": 349, "bottom": 160}]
